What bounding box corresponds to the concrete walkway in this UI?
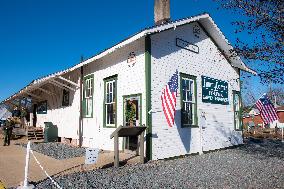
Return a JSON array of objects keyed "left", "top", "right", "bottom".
[{"left": 0, "top": 139, "right": 140, "bottom": 188}]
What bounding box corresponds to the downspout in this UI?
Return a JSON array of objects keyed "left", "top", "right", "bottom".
[{"left": 79, "top": 65, "right": 84, "bottom": 147}]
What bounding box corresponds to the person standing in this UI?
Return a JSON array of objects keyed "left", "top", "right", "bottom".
[
  {"left": 3, "top": 118, "right": 13, "bottom": 146},
  {"left": 20, "top": 107, "right": 27, "bottom": 129}
]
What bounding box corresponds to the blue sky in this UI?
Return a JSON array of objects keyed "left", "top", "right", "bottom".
[{"left": 0, "top": 0, "right": 274, "bottom": 102}]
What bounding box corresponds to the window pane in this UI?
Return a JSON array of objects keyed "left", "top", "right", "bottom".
[
  {"left": 187, "top": 91, "right": 192, "bottom": 102},
  {"left": 189, "top": 80, "right": 193, "bottom": 102},
  {"left": 106, "top": 93, "right": 109, "bottom": 103},
  {"left": 107, "top": 83, "right": 110, "bottom": 95},
  {"left": 186, "top": 80, "right": 190, "bottom": 90},
  {"left": 85, "top": 80, "right": 89, "bottom": 98},
  {"left": 181, "top": 76, "right": 196, "bottom": 126},
  {"left": 183, "top": 90, "right": 187, "bottom": 101},
  {"left": 106, "top": 83, "right": 110, "bottom": 103},
  {"left": 182, "top": 78, "right": 195, "bottom": 103},
  {"left": 234, "top": 92, "right": 241, "bottom": 130},
  {"left": 183, "top": 102, "right": 193, "bottom": 125},
  {"left": 182, "top": 79, "right": 186, "bottom": 89},
  {"left": 110, "top": 93, "right": 113, "bottom": 103},
  {"left": 106, "top": 104, "right": 115, "bottom": 124},
  {"left": 83, "top": 76, "right": 94, "bottom": 117},
  {"left": 113, "top": 82, "right": 116, "bottom": 101},
  {"left": 234, "top": 94, "right": 240, "bottom": 111},
  {"left": 89, "top": 79, "right": 93, "bottom": 97},
  {"left": 105, "top": 79, "right": 117, "bottom": 126},
  {"left": 235, "top": 112, "right": 240, "bottom": 130},
  {"left": 85, "top": 78, "right": 94, "bottom": 98}
]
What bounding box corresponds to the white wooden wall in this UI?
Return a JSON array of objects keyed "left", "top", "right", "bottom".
[
  {"left": 37, "top": 38, "right": 146, "bottom": 150},
  {"left": 81, "top": 38, "right": 146, "bottom": 150},
  {"left": 150, "top": 22, "right": 242, "bottom": 160},
  {"left": 37, "top": 69, "right": 81, "bottom": 140},
  {"left": 36, "top": 39, "right": 146, "bottom": 149},
  {"left": 36, "top": 23, "right": 243, "bottom": 159}
]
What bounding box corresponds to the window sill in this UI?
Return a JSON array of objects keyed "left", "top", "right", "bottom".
[
  {"left": 83, "top": 116, "right": 93, "bottom": 118},
  {"left": 104, "top": 125, "right": 117, "bottom": 128}
]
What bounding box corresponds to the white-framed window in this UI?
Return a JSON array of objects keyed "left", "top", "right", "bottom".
[
  {"left": 104, "top": 76, "right": 117, "bottom": 127},
  {"left": 83, "top": 75, "right": 94, "bottom": 118},
  {"left": 181, "top": 74, "right": 197, "bottom": 127}
]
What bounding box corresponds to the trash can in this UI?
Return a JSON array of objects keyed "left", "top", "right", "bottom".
[{"left": 44, "top": 122, "right": 58, "bottom": 142}]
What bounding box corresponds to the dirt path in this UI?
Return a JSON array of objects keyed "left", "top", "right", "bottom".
[{"left": 0, "top": 139, "right": 140, "bottom": 188}]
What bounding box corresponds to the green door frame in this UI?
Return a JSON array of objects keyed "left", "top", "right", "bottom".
[{"left": 122, "top": 93, "right": 142, "bottom": 150}]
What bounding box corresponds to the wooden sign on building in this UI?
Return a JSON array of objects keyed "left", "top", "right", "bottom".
[{"left": 202, "top": 76, "right": 229, "bottom": 105}]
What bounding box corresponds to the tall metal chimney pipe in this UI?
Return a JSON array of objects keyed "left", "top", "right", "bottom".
[{"left": 154, "top": 0, "right": 171, "bottom": 25}]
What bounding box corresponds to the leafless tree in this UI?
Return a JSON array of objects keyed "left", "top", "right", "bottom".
[{"left": 214, "top": 0, "right": 284, "bottom": 84}]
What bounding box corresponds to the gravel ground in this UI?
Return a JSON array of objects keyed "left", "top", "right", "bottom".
[
  {"left": 35, "top": 139, "right": 284, "bottom": 189},
  {"left": 18, "top": 142, "right": 85, "bottom": 160}
]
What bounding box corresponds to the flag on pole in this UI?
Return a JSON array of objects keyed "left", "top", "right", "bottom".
[
  {"left": 161, "top": 70, "right": 178, "bottom": 127},
  {"left": 255, "top": 94, "right": 279, "bottom": 124}
]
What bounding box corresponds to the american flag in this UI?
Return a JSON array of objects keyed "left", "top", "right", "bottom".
[
  {"left": 255, "top": 94, "right": 279, "bottom": 124},
  {"left": 161, "top": 70, "right": 178, "bottom": 127}
]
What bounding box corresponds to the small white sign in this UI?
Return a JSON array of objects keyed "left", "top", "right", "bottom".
[
  {"left": 176, "top": 38, "right": 199, "bottom": 54},
  {"left": 85, "top": 148, "right": 100, "bottom": 165}
]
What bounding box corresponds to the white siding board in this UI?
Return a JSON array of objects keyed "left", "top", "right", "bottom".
[
  {"left": 36, "top": 22, "right": 243, "bottom": 159},
  {"left": 37, "top": 69, "right": 81, "bottom": 141},
  {"left": 82, "top": 38, "right": 146, "bottom": 150},
  {"left": 151, "top": 22, "right": 242, "bottom": 160},
  {"left": 37, "top": 38, "right": 146, "bottom": 150}
]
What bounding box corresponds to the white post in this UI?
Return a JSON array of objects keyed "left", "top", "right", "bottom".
[
  {"left": 199, "top": 124, "right": 203, "bottom": 155},
  {"left": 199, "top": 111, "right": 205, "bottom": 155},
  {"left": 23, "top": 141, "right": 31, "bottom": 187},
  {"left": 18, "top": 141, "right": 34, "bottom": 189}
]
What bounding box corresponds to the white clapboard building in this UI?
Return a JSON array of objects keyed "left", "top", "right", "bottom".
[{"left": 2, "top": 4, "right": 255, "bottom": 160}]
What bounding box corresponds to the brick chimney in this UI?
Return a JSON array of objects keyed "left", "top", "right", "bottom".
[{"left": 154, "top": 0, "right": 171, "bottom": 25}]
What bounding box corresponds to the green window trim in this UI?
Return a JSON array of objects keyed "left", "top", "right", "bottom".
[
  {"left": 103, "top": 75, "right": 118, "bottom": 128},
  {"left": 180, "top": 73, "right": 198, "bottom": 128},
  {"left": 83, "top": 74, "right": 94, "bottom": 118},
  {"left": 145, "top": 35, "right": 152, "bottom": 161},
  {"left": 233, "top": 90, "right": 242, "bottom": 131}
]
